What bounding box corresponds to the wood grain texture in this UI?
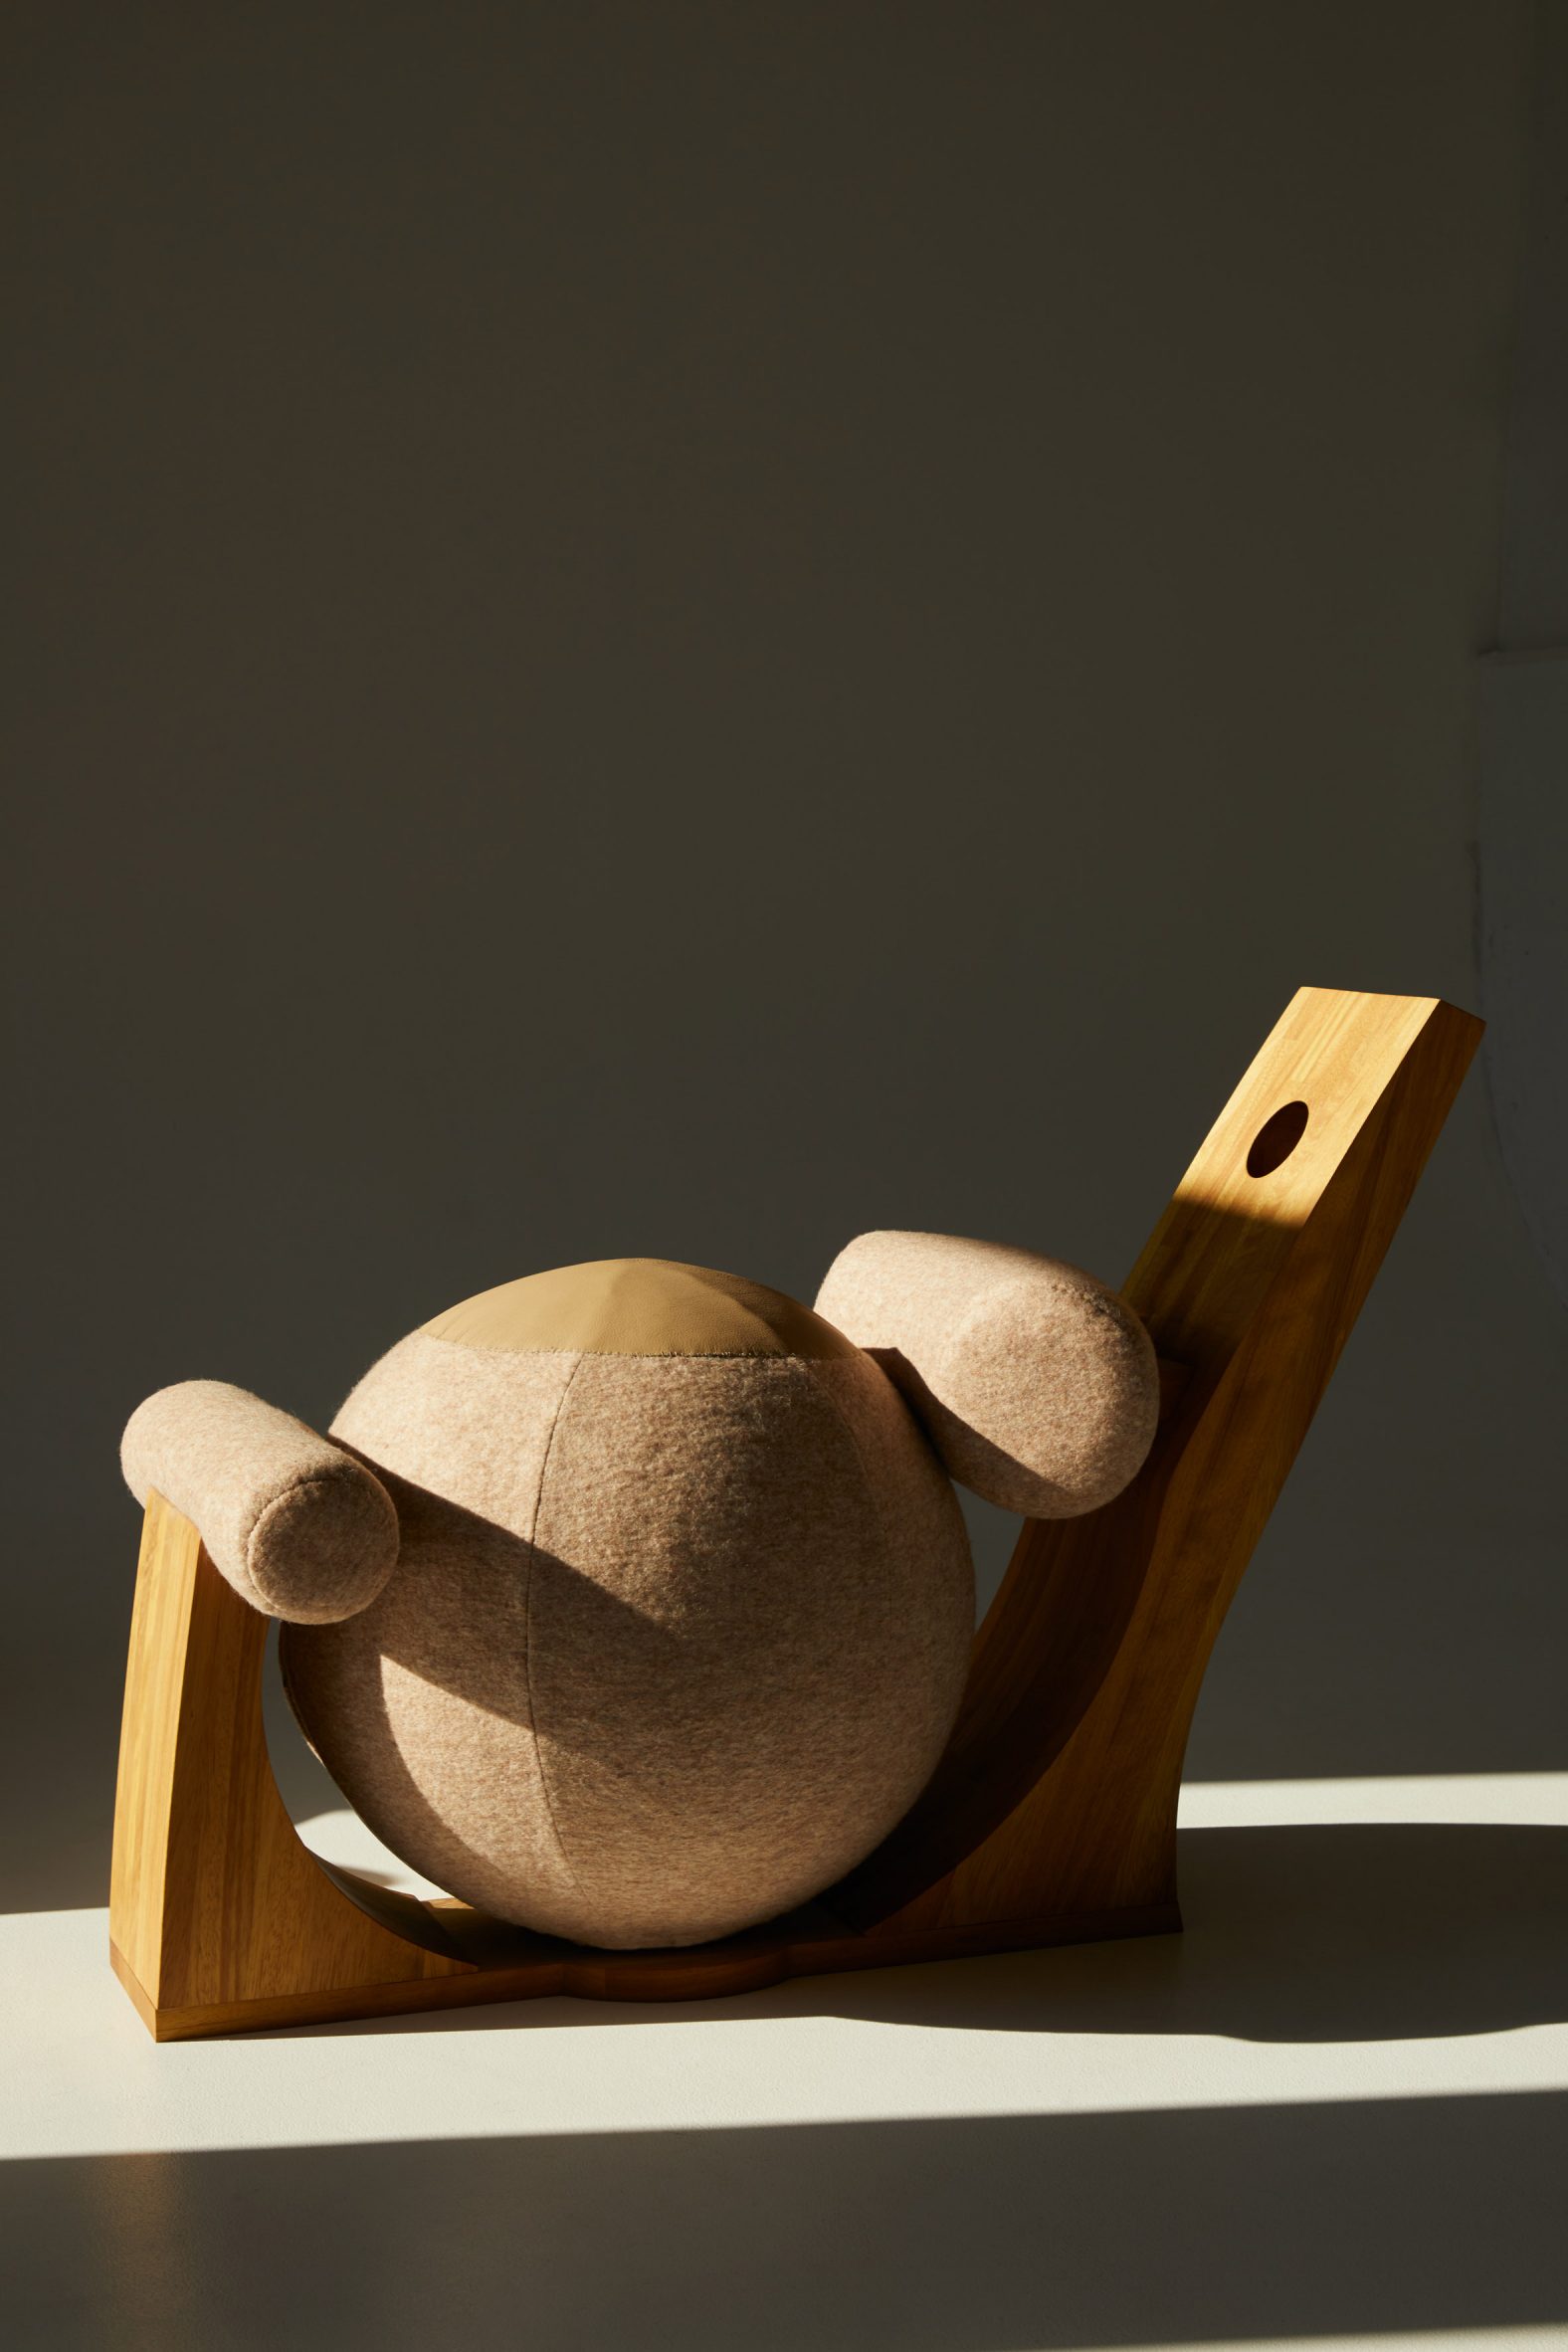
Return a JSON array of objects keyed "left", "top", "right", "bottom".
[
  {"left": 109, "top": 1493, "right": 472, "bottom": 2038},
  {"left": 107, "top": 986, "right": 1481, "bottom": 2038},
  {"left": 829, "top": 987, "right": 1484, "bottom": 1931}
]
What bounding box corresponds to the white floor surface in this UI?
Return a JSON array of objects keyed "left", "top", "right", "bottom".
[{"left": 4, "top": 1774, "right": 1566, "bottom": 2351}]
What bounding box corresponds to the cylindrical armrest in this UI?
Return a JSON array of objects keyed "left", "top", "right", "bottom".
[
  {"left": 121, "top": 1381, "right": 399, "bottom": 1622},
  {"left": 817, "top": 1232, "right": 1159, "bottom": 1518}
]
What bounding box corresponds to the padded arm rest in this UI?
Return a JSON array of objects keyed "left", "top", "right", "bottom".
[
  {"left": 121, "top": 1381, "right": 399, "bottom": 1623},
  {"left": 816, "top": 1232, "right": 1159, "bottom": 1518}
]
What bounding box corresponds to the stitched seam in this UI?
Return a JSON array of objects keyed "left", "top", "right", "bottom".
[
  {"left": 799, "top": 1358, "right": 893, "bottom": 1595},
  {"left": 418, "top": 1333, "right": 849, "bottom": 1361},
  {"left": 522, "top": 1352, "right": 586, "bottom": 1897},
  {"left": 803, "top": 1360, "right": 972, "bottom": 1777},
  {"left": 246, "top": 1470, "right": 360, "bottom": 1608}
]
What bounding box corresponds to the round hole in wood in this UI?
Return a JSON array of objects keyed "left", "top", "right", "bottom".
[{"left": 1246, "top": 1099, "right": 1309, "bottom": 1177}]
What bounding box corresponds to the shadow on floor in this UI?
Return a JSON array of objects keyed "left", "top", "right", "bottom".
[
  {"left": 7, "top": 2091, "right": 1565, "bottom": 2350},
  {"left": 300, "top": 1818, "right": 1568, "bottom": 2046}
]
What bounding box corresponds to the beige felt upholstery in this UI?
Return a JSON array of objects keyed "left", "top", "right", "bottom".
[
  {"left": 122, "top": 1247, "right": 1157, "bottom": 1952},
  {"left": 279, "top": 1279, "right": 974, "bottom": 1949},
  {"left": 120, "top": 1381, "right": 400, "bottom": 1623},
  {"left": 815, "top": 1231, "right": 1160, "bottom": 1517}
]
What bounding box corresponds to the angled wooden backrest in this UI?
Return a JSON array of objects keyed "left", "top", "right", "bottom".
[{"left": 830, "top": 986, "right": 1483, "bottom": 1930}]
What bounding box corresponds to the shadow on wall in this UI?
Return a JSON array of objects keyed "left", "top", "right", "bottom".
[{"left": 7, "top": 2092, "right": 1564, "bottom": 2349}]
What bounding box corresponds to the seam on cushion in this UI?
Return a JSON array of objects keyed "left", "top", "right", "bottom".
[
  {"left": 416, "top": 1332, "right": 823, "bottom": 1361},
  {"left": 799, "top": 1358, "right": 896, "bottom": 1607},
  {"left": 245, "top": 1468, "right": 390, "bottom": 1611},
  {"left": 245, "top": 1471, "right": 345, "bottom": 1604},
  {"left": 239, "top": 1425, "right": 355, "bottom": 1543},
  {"left": 804, "top": 1360, "right": 973, "bottom": 1791},
  {"left": 521, "top": 1352, "right": 587, "bottom": 1899}
]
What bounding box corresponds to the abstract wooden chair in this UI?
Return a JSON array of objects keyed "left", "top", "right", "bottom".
[{"left": 109, "top": 986, "right": 1482, "bottom": 2039}]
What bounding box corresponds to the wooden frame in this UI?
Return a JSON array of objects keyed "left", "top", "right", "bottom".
[{"left": 109, "top": 986, "right": 1483, "bottom": 2039}]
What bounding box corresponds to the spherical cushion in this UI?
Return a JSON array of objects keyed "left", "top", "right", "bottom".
[
  {"left": 281, "top": 1260, "right": 973, "bottom": 1950},
  {"left": 816, "top": 1232, "right": 1160, "bottom": 1517}
]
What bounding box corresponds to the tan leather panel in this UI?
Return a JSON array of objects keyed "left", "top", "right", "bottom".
[{"left": 422, "top": 1257, "right": 859, "bottom": 1360}]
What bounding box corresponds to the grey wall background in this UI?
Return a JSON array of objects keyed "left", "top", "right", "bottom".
[
  {"left": 5, "top": 0, "right": 1563, "bottom": 1911},
  {"left": 1482, "top": 0, "right": 1568, "bottom": 1306}
]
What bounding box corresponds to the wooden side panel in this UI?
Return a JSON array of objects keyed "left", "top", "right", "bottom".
[
  {"left": 109, "top": 1496, "right": 197, "bottom": 1996},
  {"left": 109, "top": 1492, "right": 472, "bottom": 2033}
]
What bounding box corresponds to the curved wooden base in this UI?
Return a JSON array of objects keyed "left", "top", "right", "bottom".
[{"left": 109, "top": 987, "right": 1482, "bottom": 2039}]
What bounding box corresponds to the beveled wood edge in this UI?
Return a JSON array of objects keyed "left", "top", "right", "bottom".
[{"left": 109, "top": 1937, "right": 160, "bottom": 2036}]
